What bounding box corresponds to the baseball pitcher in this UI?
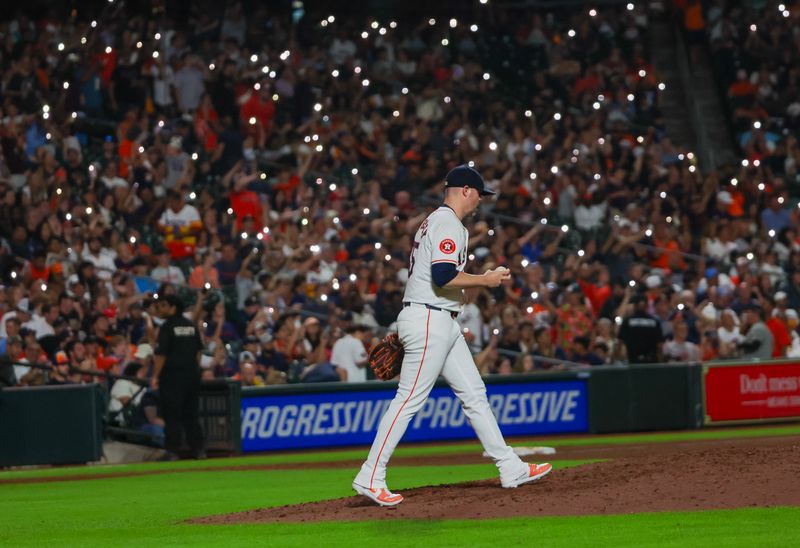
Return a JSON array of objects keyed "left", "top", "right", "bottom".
[{"left": 353, "top": 165, "right": 552, "bottom": 507}]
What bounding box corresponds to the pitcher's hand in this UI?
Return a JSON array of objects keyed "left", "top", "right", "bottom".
[{"left": 483, "top": 267, "right": 511, "bottom": 288}]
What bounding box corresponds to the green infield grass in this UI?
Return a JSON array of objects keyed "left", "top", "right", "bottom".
[{"left": 1, "top": 425, "right": 799, "bottom": 546}]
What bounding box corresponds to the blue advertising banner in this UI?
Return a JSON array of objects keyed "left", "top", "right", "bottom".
[{"left": 241, "top": 380, "right": 588, "bottom": 452}]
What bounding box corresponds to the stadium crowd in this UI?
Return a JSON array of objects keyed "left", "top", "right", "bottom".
[
  {"left": 0, "top": 0, "right": 799, "bottom": 428},
  {"left": 706, "top": 0, "right": 800, "bottom": 187}
]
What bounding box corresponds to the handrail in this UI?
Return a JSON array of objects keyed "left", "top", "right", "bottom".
[
  {"left": 673, "top": 23, "right": 714, "bottom": 171},
  {"left": 10, "top": 354, "right": 799, "bottom": 395},
  {"left": 10, "top": 359, "right": 148, "bottom": 386},
  {"left": 495, "top": 347, "right": 594, "bottom": 369}
]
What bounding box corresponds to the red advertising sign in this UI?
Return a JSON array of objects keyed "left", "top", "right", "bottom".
[{"left": 704, "top": 362, "right": 800, "bottom": 424}]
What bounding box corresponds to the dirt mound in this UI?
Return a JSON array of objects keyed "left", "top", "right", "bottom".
[{"left": 192, "top": 440, "right": 800, "bottom": 524}]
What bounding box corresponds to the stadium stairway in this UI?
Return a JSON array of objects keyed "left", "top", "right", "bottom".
[
  {"left": 687, "top": 49, "right": 739, "bottom": 167},
  {"left": 650, "top": 20, "right": 697, "bottom": 151},
  {"left": 649, "top": 16, "right": 738, "bottom": 171}
]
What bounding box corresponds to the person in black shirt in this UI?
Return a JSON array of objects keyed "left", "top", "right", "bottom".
[
  {"left": 618, "top": 293, "right": 664, "bottom": 364},
  {"left": 209, "top": 61, "right": 239, "bottom": 120},
  {"left": 151, "top": 294, "right": 205, "bottom": 460},
  {"left": 598, "top": 281, "right": 627, "bottom": 320},
  {"left": 57, "top": 293, "right": 82, "bottom": 332},
  {"left": 345, "top": 219, "right": 377, "bottom": 261}
]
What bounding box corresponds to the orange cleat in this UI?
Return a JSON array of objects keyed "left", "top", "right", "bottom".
[
  {"left": 502, "top": 463, "right": 553, "bottom": 488},
  {"left": 352, "top": 482, "right": 404, "bottom": 507}
]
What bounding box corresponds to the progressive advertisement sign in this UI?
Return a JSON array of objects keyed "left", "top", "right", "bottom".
[
  {"left": 240, "top": 380, "right": 588, "bottom": 452},
  {"left": 704, "top": 362, "right": 800, "bottom": 424}
]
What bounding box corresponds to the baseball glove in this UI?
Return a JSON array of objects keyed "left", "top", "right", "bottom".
[{"left": 368, "top": 333, "right": 404, "bottom": 380}]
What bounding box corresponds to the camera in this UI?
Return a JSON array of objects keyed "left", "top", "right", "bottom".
[{"left": 203, "top": 290, "right": 221, "bottom": 314}]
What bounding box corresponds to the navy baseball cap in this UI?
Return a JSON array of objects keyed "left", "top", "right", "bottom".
[{"left": 445, "top": 165, "right": 495, "bottom": 196}]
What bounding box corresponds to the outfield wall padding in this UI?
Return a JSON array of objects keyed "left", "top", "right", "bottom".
[
  {"left": 587, "top": 364, "right": 703, "bottom": 433},
  {"left": 0, "top": 384, "right": 104, "bottom": 467}
]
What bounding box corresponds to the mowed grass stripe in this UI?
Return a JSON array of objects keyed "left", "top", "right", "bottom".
[
  {"left": 191, "top": 507, "right": 799, "bottom": 548},
  {"left": 0, "top": 462, "right": 588, "bottom": 544},
  {"left": 0, "top": 461, "right": 796, "bottom": 546},
  {"left": 174, "top": 507, "right": 800, "bottom": 548},
  {"left": 2, "top": 423, "right": 799, "bottom": 480}
]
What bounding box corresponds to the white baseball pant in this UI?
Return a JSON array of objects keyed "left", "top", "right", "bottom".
[{"left": 354, "top": 305, "right": 528, "bottom": 489}]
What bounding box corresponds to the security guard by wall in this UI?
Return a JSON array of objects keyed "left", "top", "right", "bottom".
[
  {"left": 151, "top": 294, "right": 205, "bottom": 460},
  {"left": 618, "top": 293, "right": 664, "bottom": 364}
]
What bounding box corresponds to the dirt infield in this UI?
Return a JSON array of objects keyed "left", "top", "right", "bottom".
[{"left": 191, "top": 435, "right": 800, "bottom": 524}]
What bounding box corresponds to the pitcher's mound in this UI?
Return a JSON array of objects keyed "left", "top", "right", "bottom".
[{"left": 191, "top": 439, "right": 800, "bottom": 524}]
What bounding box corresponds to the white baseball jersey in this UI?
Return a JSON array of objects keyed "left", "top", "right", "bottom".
[
  {"left": 403, "top": 206, "right": 468, "bottom": 312},
  {"left": 354, "top": 206, "right": 535, "bottom": 496}
]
